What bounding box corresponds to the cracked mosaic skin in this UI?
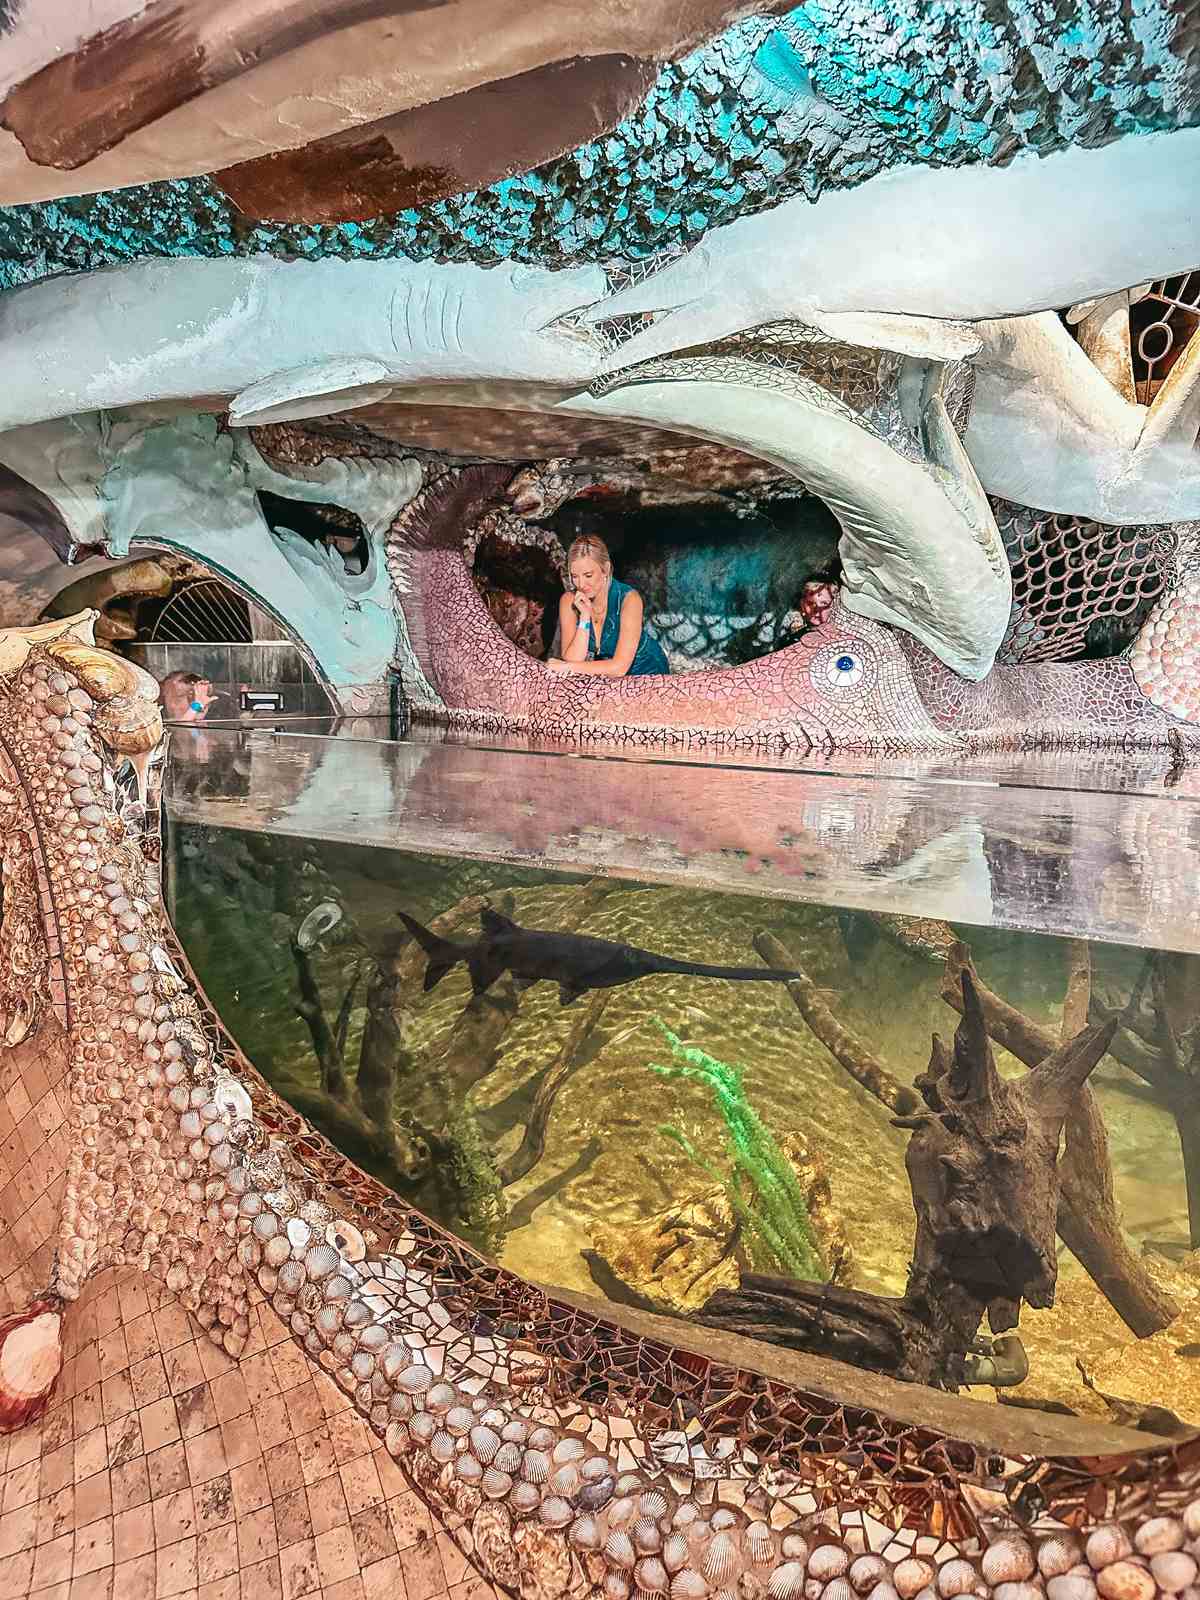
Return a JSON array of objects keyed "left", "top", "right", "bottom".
[{"left": 3, "top": 610, "right": 1200, "bottom": 1596}]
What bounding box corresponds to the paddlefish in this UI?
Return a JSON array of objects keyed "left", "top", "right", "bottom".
[{"left": 398, "top": 906, "right": 800, "bottom": 1005}]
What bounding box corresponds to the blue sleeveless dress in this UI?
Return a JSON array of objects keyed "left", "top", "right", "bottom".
[{"left": 585, "top": 577, "right": 669, "bottom": 676}]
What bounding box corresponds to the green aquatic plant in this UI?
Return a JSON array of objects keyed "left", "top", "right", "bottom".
[
  {"left": 445, "top": 1104, "right": 509, "bottom": 1257},
  {"left": 650, "top": 1021, "right": 825, "bottom": 1282}
]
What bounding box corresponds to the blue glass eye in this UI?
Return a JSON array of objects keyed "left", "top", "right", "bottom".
[{"left": 823, "top": 649, "right": 866, "bottom": 688}]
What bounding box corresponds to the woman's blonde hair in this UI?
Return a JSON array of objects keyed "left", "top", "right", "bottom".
[{"left": 567, "top": 535, "right": 612, "bottom": 573}]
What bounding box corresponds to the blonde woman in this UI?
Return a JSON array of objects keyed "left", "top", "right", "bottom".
[{"left": 548, "top": 536, "right": 669, "bottom": 678}]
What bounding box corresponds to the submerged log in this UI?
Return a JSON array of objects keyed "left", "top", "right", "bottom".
[
  {"left": 700, "top": 960, "right": 1116, "bottom": 1390},
  {"left": 939, "top": 945, "right": 1178, "bottom": 1338}
]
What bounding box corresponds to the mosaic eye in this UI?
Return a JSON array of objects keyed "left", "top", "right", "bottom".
[{"left": 825, "top": 650, "right": 865, "bottom": 687}]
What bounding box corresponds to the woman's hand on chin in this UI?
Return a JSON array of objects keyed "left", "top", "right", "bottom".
[{"left": 546, "top": 657, "right": 574, "bottom": 675}]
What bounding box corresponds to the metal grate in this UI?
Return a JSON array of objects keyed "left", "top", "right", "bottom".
[{"left": 150, "top": 579, "right": 254, "bottom": 644}]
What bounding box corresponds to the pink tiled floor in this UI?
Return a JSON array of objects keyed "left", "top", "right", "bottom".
[{"left": 0, "top": 1266, "right": 503, "bottom": 1600}]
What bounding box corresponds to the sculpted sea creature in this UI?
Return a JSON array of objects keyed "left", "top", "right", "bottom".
[{"left": 398, "top": 907, "right": 801, "bottom": 1005}]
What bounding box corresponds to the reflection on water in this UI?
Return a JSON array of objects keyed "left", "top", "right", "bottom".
[{"left": 170, "top": 818, "right": 1200, "bottom": 1438}]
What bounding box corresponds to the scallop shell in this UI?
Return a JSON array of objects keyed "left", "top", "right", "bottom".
[
  {"left": 584, "top": 1456, "right": 615, "bottom": 1481},
  {"left": 528, "top": 1427, "right": 557, "bottom": 1450},
  {"left": 1038, "top": 1543, "right": 1082, "bottom": 1583},
  {"left": 550, "top": 1464, "right": 582, "bottom": 1499},
  {"left": 665, "top": 1535, "right": 692, "bottom": 1574},
  {"left": 607, "top": 1533, "right": 637, "bottom": 1571},
  {"left": 983, "top": 1543, "right": 1036, "bottom": 1586},
  {"left": 425, "top": 1383, "right": 456, "bottom": 1415},
  {"left": 711, "top": 1511, "right": 738, "bottom": 1533},
  {"left": 617, "top": 1475, "right": 645, "bottom": 1494},
  {"left": 410, "top": 1413, "right": 437, "bottom": 1443},
  {"left": 809, "top": 1548, "right": 851, "bottom": 1584},
  {"left": 456, "top": 1455, "right": 483, "bottom": 1483},
  {"left": 276, "top": 1261, "right": 306, "bottom": 1295},
  {"left": 470, "top": 1426, "right": 501, "bottom": 1464},
  {"left": 540, "top": 1496, "right": 573, "bottom": 1530},
  {"left": 634, "top": 1519, "right": 663, "bottom": 1555},
  {"left": 893, "top": 1563, "right": 936, "bottom": 1600},
  {"left": 520, "top": 1449, "right": 550, "bottom": 1485},
  {"left": 610, "top": 1498, "right": 639, "bottom": 1529},
  {"left": 430, "top": 1430, "right": 456, "bottom": 1463},
  {"left": 823, "top": 1581, "right": 855, "bottom": 1600},
  {"left": 445, "top": 1406, "right": 474, "bottom": 1437},
  {"left": 385, "top": 1421, "right": 411, "bottom": 1457},
  {"left": 673, "top": 1574, "right": 709, "bottom": 1600},
  {"left": 509, "top": 1482, "right": 542, "bottom": 1515},
  {"left": 570, "top": 1516, "right": 602, "bottom": 1552},
  {"left": 1086, "top": 1531, "right": 1132, "bottom": 1573},
  {"left": 493, "top": 1442, "right": 522, "bottom": 1474},
  {"left": 771, "top": 1574, "right": 809, "bottom": 1600},
  {"left": 607, "top": 1577, "right": 632, "bottom": 1600},
  {"left": 675, "top": 1508, "right": 702, "bottom": 1530},
  {"left": 1096, "top": 1564, "right": 1154, "bottom": 1600},
  {"left": 781, "top": 1538, "right": 809, "bottom": 1565},
  {"left": 641, "top": 1492, "right": 671, "bottom": 1521},
  {"left": 502, "top": 1420, "right": 531, "bottom": 1444},
  {"left": 935, "top": 1562, "right": 979, "bottom": 1599},
  {"left": 636, "top": 1558, "right": 669, "bottom": 1594},
  {"left": 746, "top": 1525, "right": 775, "bottom": 1568},
  {"left": 849, "top": 1560, "right": 888, "bottom": 1595},
  {"left": 396, "top": 1363, "right": 434, "bottom": 1394},
  {"left": 553, "top": 1437, "right": 588, "bottom": 1464},
  {"left": 482, "top": 1468, "right": 513, "bottom": 1501},
  {"left": 703, "top": 1534, "right": 739, "bottom": 1585},
  {"left": 993, "top": 1584, "right": 1043, "bottom": 1600}
]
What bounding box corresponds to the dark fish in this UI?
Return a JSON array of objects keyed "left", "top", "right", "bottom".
[{"left": 398, "top": 906, "right": 801, "bottom": 1006}]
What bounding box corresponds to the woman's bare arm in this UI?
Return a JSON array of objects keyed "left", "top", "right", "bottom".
[
  {"left": 558, "top": 592, "right": 592, "bottom": 662},
  {"left": 559, "top": 590, "right": 643, "bottom": 677}
]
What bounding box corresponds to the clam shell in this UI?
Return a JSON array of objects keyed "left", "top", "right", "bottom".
[
  {"left": 425, "top": 1382, "right": 456, "bottom": 1414},
  {"left": 502, "top": 1420, "right": 530, "bottom": 1444},
  {"left": 850, "top": 1559, "right": 888, "bottom": 1594},
  {"left": 711, "top": 1512, "right": 738, "bottom": 1533},
  {"left": 1095, "top": 1564, "right": 1153, "bottom": 1600},
  {"left": 936, "top": 1564, "right": 979, "bottom": 1600},
  {"left": 520, "top": 1449, "right": 549, "bottom": 1485},
  {"left": 1150, "top": 1553, "right": 1197, "bottom": 1593},
  {"left": 1134, "top": 1520, "right": 1184, "bottom": 1558},
  {"left": 607, "top": 1578, "right": 632, "bottom": 1600},
  {"left": 385, "top": 1421, "right": 411, "bottom": 1456},
  {"left": 580, "top": 1477, "right": 616, "bottom": 1512},
  {"left": 528, "top": 1427, "right": 556, "bottom": 1450},
  {"left": 553, "top": 1437, "right": 587, "bottom": 1464},
  {"left": 456, "top": 1455, "right": 483, "bottom": 1483},
  {"left": 470, "top": 1426, "right": 501, "bottom": 1464},
  {"left": 641, "top": 1492, "right": 670, "bottom": 1521},
  {"left": 665, "top": 1535, "right": 692, "bottom": 1573},
  {"left": 430, "top": 1430, "right": 456, "bottom": 1463},
  {"left": 396, "top": 1363, "right": 434, "bottom": 1394}
]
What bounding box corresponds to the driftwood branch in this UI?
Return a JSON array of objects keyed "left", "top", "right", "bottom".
[
  {"left": 500, "top": 990, "right": 614, "bottom": 1186},
  {"left": 755, "top": 930, "right": 919, "bottom": 1115},
  {"left": 289, "top": 934, "right": 349, "bottom": 1100},
  {"left": 939, "top": 945, "right": 1178, "bottom": 1337}
]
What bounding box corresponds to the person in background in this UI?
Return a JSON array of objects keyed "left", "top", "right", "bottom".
[
  {"left": 158, "top": 670, "right": 215, "bottom": 723},
  {"left": 547, "top": 535, "right": 669, "bottom": 678}
]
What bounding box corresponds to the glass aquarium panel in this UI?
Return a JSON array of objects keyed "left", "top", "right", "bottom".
[{"left": 168, "top": 785, "right": 1200, "bottom": 1439}]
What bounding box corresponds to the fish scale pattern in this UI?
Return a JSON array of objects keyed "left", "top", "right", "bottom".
[{"left": 0, "top": 1, "right": 1197, "bottom": 286}]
